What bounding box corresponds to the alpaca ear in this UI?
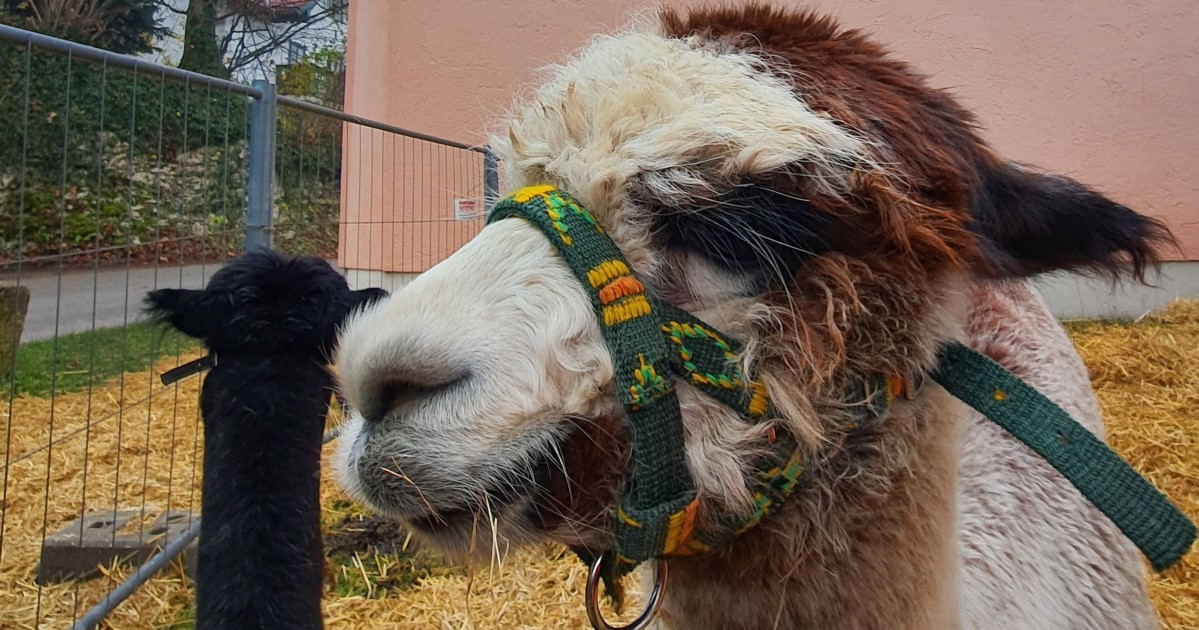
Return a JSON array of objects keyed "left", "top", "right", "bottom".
[
  {"left": 144, "top": 288, "right": 221, "bottom": 340},
  {"left": 348, "top": 287, "right": 388, "bottom": 312},
  {"left": 968, "top": 161, "right": 1176, "bottom": 281}
]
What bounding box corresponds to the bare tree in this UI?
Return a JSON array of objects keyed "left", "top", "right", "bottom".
[
  {"left": 218, "top": 0, "right": 348, "bottom": 80},
  {"left": 9, "top": 0, "right": 114, "bottom": 37},
  {"left": 158, "top": 0, "right": 347, "bottom": 80},
  {"left": 2, "top": 0, "right": 167, "bottom": 54}
]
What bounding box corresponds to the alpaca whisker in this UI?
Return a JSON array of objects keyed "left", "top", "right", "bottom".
[
  {"left": 529, "top": 486, "right": 610, "bottom": 536},
  {"left": 545, "top": 439, "right": 573, "bottom": 504},
  {"left": 771, "top": 547, "right": 803, "bottom": 630},
  {"left": 380, "top": 462, "right": 442, "bottom": 523},
  {"left": 564, "top": 416, "right": 621, "bottom": 451}
]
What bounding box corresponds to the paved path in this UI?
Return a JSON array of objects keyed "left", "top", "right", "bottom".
[{"left": 5, "top": 264, "right": 223, "bottom": 343}]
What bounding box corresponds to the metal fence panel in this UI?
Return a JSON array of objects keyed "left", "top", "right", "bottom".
[
  {"left": 0, "top": 37, "right": 252, "bottom": 630},
  {"left": 0, "top": 25, "right": 491, "bottom": 629}
]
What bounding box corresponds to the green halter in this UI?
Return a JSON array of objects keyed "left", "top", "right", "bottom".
[{"left": 485, "top": 185, "right": 1195, "bottom": 604}]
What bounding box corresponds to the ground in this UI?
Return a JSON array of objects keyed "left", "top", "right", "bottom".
[
  {"left": 0, "top": 300, "right": 1195, "bottom": 629},
  {"left": 9, "top": 265, "right": 221, "bottom": 344}
]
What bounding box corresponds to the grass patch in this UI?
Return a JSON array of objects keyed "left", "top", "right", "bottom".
[
  {"left": 321, "top": 507, "right": 458, "bottom": 600},
  {"left": 327, "top": 551, "right": 444, "bottom": 599},
  {"left": 160, "top": 603, "right": 195, "bottom": 630},
  {"left": 11, "top": 321, "right": 196, "bottom": 398}
]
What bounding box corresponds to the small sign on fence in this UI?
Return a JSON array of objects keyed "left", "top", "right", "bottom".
[{"left": 454, "top": 198, "right": 483, "bottom": 221}]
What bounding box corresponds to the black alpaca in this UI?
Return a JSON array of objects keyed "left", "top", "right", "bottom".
[{"left": 145, "top": 250, "right": 387, "bottom": 630}]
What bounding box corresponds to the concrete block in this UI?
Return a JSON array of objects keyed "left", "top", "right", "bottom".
[
  {"left": 36, "top": 507, "right": 196, "bottom": 584},
  {"left": 148, "top": 509, "right": 199, "bottom": 580}
]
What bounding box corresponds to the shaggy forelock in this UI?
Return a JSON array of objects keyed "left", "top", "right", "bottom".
[
  {"left": 471, "top": 7, "right": 988, "bottom": 530},
  {"left": 487, "top": 24, "right": 872, "bottom": 247}
]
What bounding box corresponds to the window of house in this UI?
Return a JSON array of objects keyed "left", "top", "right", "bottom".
[{"left": 288, "top": 41, "right": 307, "bottom": 64}]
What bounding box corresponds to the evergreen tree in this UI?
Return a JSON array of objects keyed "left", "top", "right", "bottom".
[{"left": 176, "top": 0, "right": 229, "bottom": 78}]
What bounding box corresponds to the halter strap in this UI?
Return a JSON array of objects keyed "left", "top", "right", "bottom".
[
  {"left": 931, "top": 343, "right": 1195, "bottom": 572},
  {"left": 485, "top": 185, "right": 1195, "bottom": 601},
  {"left": 485, "top": 186, "right": 901, "bottom": 589},
  {"left": 160, "top": 353, "right": 218, "bottom": 385}
]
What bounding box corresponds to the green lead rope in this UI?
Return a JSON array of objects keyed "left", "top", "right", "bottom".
[{"left": 931, "top": 343, "right": 1196, "bottom": 572}]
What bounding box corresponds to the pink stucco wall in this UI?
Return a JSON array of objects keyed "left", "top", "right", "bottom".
[
  {"left": 339, "top": 0, "right": 1199, "bottom": 273},
  {"left": 337, "top": 123, "right": 485, "bottom": 273}
]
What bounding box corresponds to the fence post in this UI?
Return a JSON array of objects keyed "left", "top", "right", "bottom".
[
  {"left": 245, "top": 79, "right": 276, "bottom": 251},
  {"left": 482, "top": 145, "right": 499, "bottom": 213}
]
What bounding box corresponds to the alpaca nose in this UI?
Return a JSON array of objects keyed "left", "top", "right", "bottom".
[{"left": 360, "top": 371, "right": 468, "bottom": 424}]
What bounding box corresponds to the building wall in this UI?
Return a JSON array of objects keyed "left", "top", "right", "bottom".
[{"left": 340, "top": 0, "right": 1199, "bottom": 280}]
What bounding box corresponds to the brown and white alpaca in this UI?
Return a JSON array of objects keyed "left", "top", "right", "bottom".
[{"left": 333, "top": 4, "right": 1178, "bottom": 629}]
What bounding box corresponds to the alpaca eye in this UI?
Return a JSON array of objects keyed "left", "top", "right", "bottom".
[
  {"left": 234, "top": 286, "right": 259, "bottom": 303},
  {"left": 649, "top": 180, "right": 833, "bottom": 283}
]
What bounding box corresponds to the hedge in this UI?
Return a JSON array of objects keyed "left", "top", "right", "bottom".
[{"left": 0, "top": 45, "right": 344, "bottom": 266}]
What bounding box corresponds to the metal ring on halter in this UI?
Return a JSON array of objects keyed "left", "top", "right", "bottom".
[{"left": 585, "top": 554, "right": 668, "bottom": 630}]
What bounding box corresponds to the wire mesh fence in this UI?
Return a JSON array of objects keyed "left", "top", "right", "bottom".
[
  {"left": 272, "top": 95, "right": 494, "bottom": 294},
  {"left": 0, "top": 24, "right": 493, "bottom": 629}
]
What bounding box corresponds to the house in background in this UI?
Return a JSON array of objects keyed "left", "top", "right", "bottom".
[
  {"left": 337, "top": 0, "right": 1198, "bottom": 318},
  {"left": 146, "top": 0, "right": 348, "bottom": 83}
]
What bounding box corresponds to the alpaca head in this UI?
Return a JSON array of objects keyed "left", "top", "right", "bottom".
[
  {"left": 146, "top": 249, "right": 388, "bottom": 359},
  {"left": 333, "top": 4, "right": 1174, "bottom": 559}
]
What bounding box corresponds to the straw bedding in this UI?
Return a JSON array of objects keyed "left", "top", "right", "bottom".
[{"left": 0, "top": 300, "right": 1195, "bottom": 629}]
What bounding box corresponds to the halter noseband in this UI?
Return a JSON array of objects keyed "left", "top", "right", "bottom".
[
  {"left": 486, "top": 187, "right": 918, "bottom": 600},
  {"left": 485, "top": 185, "right": 1194, "bottom": 628}
]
